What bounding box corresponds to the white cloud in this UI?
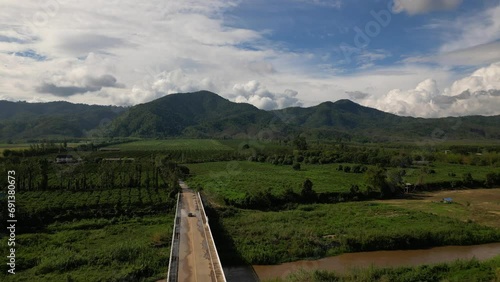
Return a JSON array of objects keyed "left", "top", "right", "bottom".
[
  {"left": 439, "top": 5, "right": 500, "bottom": 53},
  {"left": 0, "top": 0, "right": 498, "bottom": 119},
  {"left": 393, "top": 0, "right": 462, "bottom": 15},
  {"left": 352, "top": 62, "right": 500, "bottom": 117},
  {"left": 232, "top": 80, "right": 302, "bottom": 110}
]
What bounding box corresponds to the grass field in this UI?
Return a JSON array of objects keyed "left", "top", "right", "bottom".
[
  {"left": 0, "top": 215, "right": 173, "bottom": 281},
  {"left": 401, "top": 162, "right": 498, "bottom": 185},
  {"left": 0, "top": 143, "right": 32, "bottom": 155},
  {"left": 216, "top": 201, "right": 500, "bottom": 265},
  {"left": 379, "top": 188, "right": 500, "bottom": 228},
  {"left": 110, "top": 139, "right": 234, "bottom": 151},
  {"left": 186, "top": 161, "right": 371, "bottom": 202}
]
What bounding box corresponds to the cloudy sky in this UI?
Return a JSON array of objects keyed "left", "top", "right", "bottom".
[{"left": 1, "top": 0, "right": 499, "bottom": 117}]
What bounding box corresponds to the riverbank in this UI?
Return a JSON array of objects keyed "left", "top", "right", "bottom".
[
  {"left": 255, "top": 242, "right": 500, "bottom": 281},
  {"left": 216, "top": 201, "right": 500, "bottom": 265},
  {"left": 263, "top": 254, "right": 500, "bottom": 282}
]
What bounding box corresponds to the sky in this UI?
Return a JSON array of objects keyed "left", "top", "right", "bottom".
[{"left": 1, "top": 0, "right": 499, "bottom": 117}]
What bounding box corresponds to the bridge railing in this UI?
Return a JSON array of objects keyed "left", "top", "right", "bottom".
[
  {"left": 197, "top": 192, "right": 227, "bottom": 282},
  {"left": 166, "top": 192, "right": 181, "bottom": 282}
]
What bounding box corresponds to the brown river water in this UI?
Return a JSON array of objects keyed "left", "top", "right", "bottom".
[{"left": 247, "top": 243, "right": 500, "bottom": 281}]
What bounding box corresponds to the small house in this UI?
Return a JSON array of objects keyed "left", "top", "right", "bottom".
[{"left": 55, "top": 154, "right": 75, "bottom": 164}]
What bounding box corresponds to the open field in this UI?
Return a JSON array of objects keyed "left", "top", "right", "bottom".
[
  {"left": 110, "top": 139, "right": 234, "bottom": 151},
  {"left": 186, "top": 160, "right": 500, "bottom": 204},
  {"left": 186, "top": 161, "right": 371, "bottom": 202},
  {"left": 215, "top": 201, "right": 500, "bottom": 265},
  {"left": 0, "top": 143, "right": 32, "bottom": 155},
  {"left": 379, "top": 188, "right": 500, "bottom": 228},
  {"left": 401, "top": 162, "right": 499, "bottom": 185},
  {"left": 0, "top": 215, "right": 173, "bottom": 282}
]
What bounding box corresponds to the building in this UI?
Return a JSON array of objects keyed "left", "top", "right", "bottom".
[{"left": 55, "top": 154, "right": 75, "bottom": 164}]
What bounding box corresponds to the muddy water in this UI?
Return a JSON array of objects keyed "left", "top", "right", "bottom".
[{"left": 253, "top": 243, "right": 500, "bottom": 281}]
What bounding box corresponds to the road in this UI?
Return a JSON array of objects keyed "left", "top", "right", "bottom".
[{"left": 177, "top": 182, "right": 217, "bottom": 282}]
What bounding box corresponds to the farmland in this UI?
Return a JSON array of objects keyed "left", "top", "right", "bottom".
[
  {"left": 1, "top": 138, "right": 499, "bottom": 281},
  {"left": 186, "top": 161, "right": 371, "bottom": 202},
  {"left": 0, "top": 215, "right": 173, "bottom": 282},
  {"left": 110, "top": 139, "right": 234, "bottom": 151},
  {"left": 0, "top": 152, "right": 180, "bottom": 281}
]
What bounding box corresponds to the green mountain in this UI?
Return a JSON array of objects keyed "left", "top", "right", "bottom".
[
  {"left": 0, "top": 101, "right": 125, "bottom": 140},
  {"left": 1, "top": 91, "right": 500, "bottom": 141},
  {"left": 110, "top": 91, "right": 283, "bottom": 138}
]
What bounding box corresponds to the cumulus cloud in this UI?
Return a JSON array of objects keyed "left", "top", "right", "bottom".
[
  {"left": 350, "top": 62, "right": 500, "bottom": 117},
  {"left": 113, "top": 69, "right": 217, "bottom": 106},
  {"left": 232, "top": 80, "right": 302, "bottom": 110},
  {"left": 393, "top": 0, "right": 462, "bottom": 15}
]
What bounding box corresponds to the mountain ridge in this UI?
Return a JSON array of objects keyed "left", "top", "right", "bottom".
[{"left": 1, "top": 90, "right": 500, "bottom": 141}]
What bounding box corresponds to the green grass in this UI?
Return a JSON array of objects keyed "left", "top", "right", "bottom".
[
  {"left": 110, "top": 139, "right": 234, "bottom": 151},
  {"left": 217, "top": 202, "right": 500, "bottom": 265},
  {"left": 0, "top": 215, "right": 173, "bottom": 281},
  {"left": 401, "top": 162, "right": 498, "bottom": 184},
  {"left": 0, "top": 143, "right": 32, "bottom": 155},
  {"left": 186, "top": 161, "right": 370, "bottom": 202},
  {"left": 266, "top": 255, "right": 500, "bottom": 282}
]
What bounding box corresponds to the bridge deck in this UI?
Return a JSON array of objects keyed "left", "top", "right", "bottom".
[{"left": 170, "top": 181, "right": 226, "bottom": 282}]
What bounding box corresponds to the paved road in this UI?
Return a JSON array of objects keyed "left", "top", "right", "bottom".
[{"left": 177, "top": 182, "right": 216, "bottom": 282}]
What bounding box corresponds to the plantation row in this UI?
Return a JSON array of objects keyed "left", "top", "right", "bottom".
[
  {"left": 0, "top": 186, "right": 177, "bottom": 233},
  {"left": 0, "top": 157, "right": 187, "bottom": 192}
]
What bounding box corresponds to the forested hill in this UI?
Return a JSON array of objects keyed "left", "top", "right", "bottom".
[
  {"left": 0, "top": 101, "right": 125, "bottom": 140},
  {"left": 2, "top": 91, "right": 500, "bottom": 141}
]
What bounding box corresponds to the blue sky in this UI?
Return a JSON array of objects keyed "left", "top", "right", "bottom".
[{"left": 0, "top": 0, "right": 499, "bottom": 117}]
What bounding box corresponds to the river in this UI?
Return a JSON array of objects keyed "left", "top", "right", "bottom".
[{"left": 250, "top": 242, "right": 500, "bottom": 281}]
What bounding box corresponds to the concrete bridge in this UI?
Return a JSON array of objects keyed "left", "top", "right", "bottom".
[{"left": 167, "top": 181, "right": 226, "bottom": 282}]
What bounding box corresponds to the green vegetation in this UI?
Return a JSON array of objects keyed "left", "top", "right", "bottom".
[
  {"left": 0, "top": 216, "right": 172, "bottom": 282},
  {"left": 216, "top": 202, "right": 500, "bottom": 265},
  {"left": 186, "top": 161, "right": 370, "bottom": 202},
  {"left": 112, "top": 139, "right": 234, "bottom": 151},
  {"left": 0, "top": 154, "right": 181, "bottom": 281},
  {"left": 0, "top": 100, "right": 124, "bottom": 141},
  {"left": 266, "top": 255, "right": 500, "bottom": 282}
]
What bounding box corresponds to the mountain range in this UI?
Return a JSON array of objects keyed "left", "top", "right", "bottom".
[{"left": 1, "top": 91, "right": 500, "bottom": 142}]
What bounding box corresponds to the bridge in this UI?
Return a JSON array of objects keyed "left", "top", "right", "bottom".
[{"left": 167, "top": 181, "right": 226, "bottom": 282}]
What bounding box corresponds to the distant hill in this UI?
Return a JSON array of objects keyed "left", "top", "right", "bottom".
[
  {"left": 0, "top": 101, "right": 125, "bottom": 140},
  {"left": 109, "top": 91, "right": 283, "bottom": 138},
  {"left": 1, "top": 91, "right": 500, "bottom": 141}
]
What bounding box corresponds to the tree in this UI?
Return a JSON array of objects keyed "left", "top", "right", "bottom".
[
  {"left": 485, "top": 172, "right": 500, "bottom": 187},
  {"left": 301, "top": 179, "right": 316, "bottom": 202},
  {"left": 365, "top": 166, "right": 394, "bottom": 198},
  {"left": 462, "top": 172, "right": 474, "bottom": 186},
  {"left": 293, "top": 136, "right": 308, "bottom": 150}
]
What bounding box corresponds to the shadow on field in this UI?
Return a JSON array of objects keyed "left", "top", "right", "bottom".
[
  {"left": 202, "top": 196, "right": 260, "bottom": 282},
  {"left": 401, "top": 192, "right": 432, "bottom": 200}
]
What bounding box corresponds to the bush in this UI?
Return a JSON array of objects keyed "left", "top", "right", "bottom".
[{"left": 292, "top": 163, "right": 301, "bottom": 171}]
